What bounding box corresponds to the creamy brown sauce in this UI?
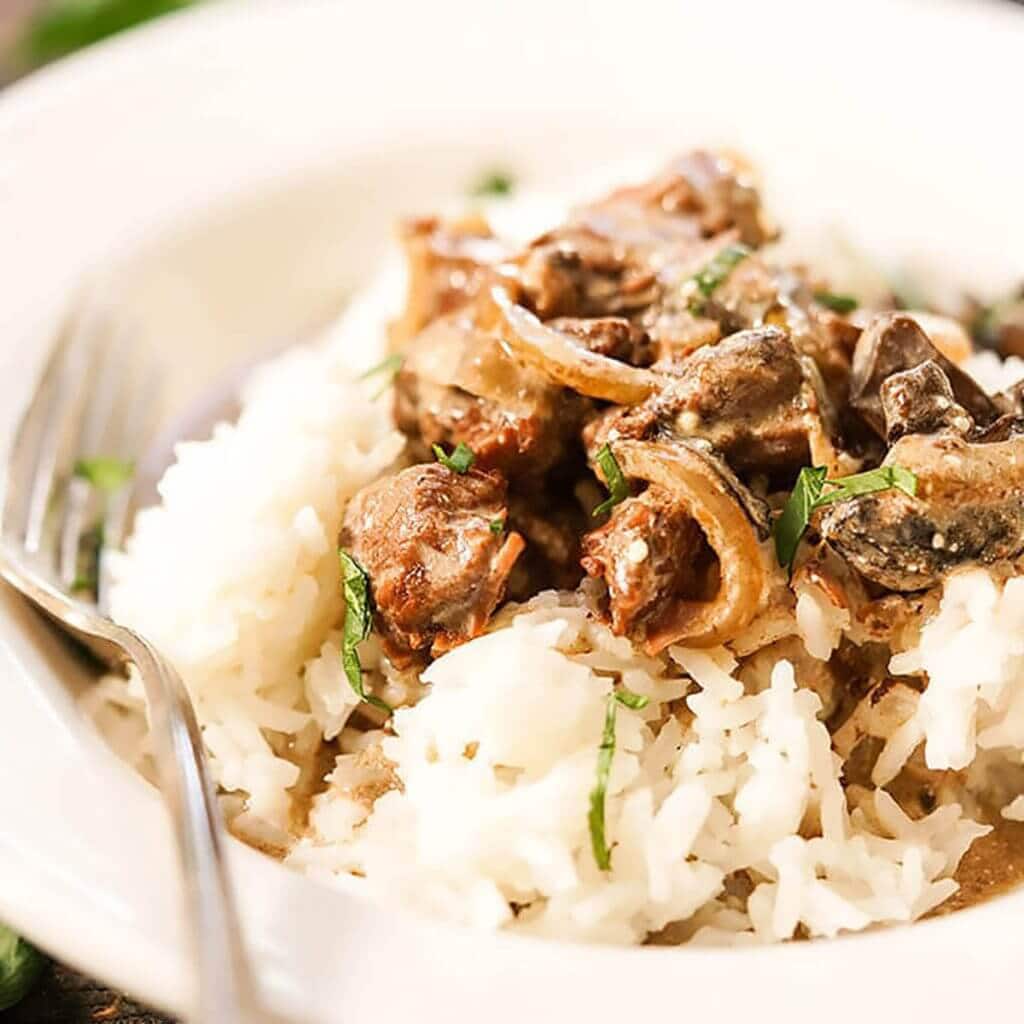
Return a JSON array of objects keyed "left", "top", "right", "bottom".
[{"left": 939, "top": 819, "right": 1024, "bottom": 915}]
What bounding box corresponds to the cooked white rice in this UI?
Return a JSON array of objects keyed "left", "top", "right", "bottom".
[
  {"left": 289, "top": 594, "right": 986, "bottom": 943},
  {"left": 89, "top": 201, "right": 1024, "bottom": 946},
  {"left": 105, "top": 339, "right": 405, "bottom": 829}
]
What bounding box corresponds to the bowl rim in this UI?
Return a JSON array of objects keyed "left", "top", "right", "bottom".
[{"left": 2, "top": 1, "right": 1024, "bottom": 1020}]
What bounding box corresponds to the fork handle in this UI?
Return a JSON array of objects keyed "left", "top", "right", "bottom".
[{"left": 120, "top": 630, "right": 265, "bottom": 1023}]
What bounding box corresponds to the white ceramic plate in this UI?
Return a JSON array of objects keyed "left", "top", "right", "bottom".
[{"left": 1, "top": 1, "right": 1023, "bottom": 1020}]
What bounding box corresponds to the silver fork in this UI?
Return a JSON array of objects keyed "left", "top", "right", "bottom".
[{"left": 0, "top": 304, "right": 265, "bottom": 1023}]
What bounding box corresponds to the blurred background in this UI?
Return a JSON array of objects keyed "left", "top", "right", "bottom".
[{"left": 0, "top": 0, "right": 198, "bottom": 82}]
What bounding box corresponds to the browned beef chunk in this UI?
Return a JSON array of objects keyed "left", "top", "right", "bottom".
[
  {"left": 517, "top": 227, "right": 659, "bottom": 320},
  {"left": 393, "top": 315, "right": 589, "bottom": 479},
  {"left": 393, "top": 371, "right": 580, "bottom": 478},
  {"left": 389, "top": 215, "right": 512, "bottom": 347},
  {"left": 577, "top": 150, "right": 775, "bottom": 250},
  {"left": 506, "top": 488, "right": 586, "bottom": 596},
  {"left": 517, "top": 151, "right": 774, "bottom": 323},
  {"left": 548, "top": 316, "right": 656, "bottom": 367},
  {"left": 581, "top": 486, "right": 711, "bottom": 638},
  {"left": 880, "top": 360, "right": 974, "bottom": 442},
  {"left": 340, "top": 464, "right": 525, "bottom": 664},
  {"left": 584, "top": 327, "right": 820, "bottom": 480},
  {"left": 850, "top": 313, "right": 1003, "bottom": 437}
]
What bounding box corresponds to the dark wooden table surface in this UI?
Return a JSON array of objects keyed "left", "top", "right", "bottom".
[{"left": 5, "top": 962, "right": 174, "bottom": 1023}]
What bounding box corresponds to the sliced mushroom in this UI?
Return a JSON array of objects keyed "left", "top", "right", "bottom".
[
  {"left": 973, "top": 412, "right": 1024, "bottom": 444},
  {"left": 1003, "top": 379, "right": 1024, "bottom": 416},
  {"left": 880, "top": 360, "right": 974, "bottom": 442},
  {"left": 587, "top": 438, "right": 772, "bottom": 650},
  {"left": 585, "top": 326, "right": 843, "bottom": 480},
  {"left": 849, "top": 313, "right": 1003, "bottom": 437},
  {"left": 819, "top": 432, "right": 1024, "bottom": 591},
  {"left": 901, "top": 312, "right": 973, "bottom": 365},
  {"left": 702, "top": 256, "right": 856, "bottom": 404}
]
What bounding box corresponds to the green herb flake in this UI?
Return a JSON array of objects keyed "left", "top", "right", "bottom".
[
  {"left": 592, "top": 444, "right": 631, "bottom": 518},
  {"left": 773, "top": 464, "right": 918, "bottom": 572},
  {"left": 470, "top": 169, "right": 516, "bottom": 198},
  {"left": 489, "top": 519, "right": 505, "bottom": 535},
  {"left": 360, "top": 353, "right": 404, "bottom": 399},
  {"left": 0, "top": 923, "right": 45, "bottom": 1011},
  {"left": 815, "top": 465, "right": 918, "bottom": 507},
  {"left": 687, "top": 242, "right": 751, "bottom": 312},
  {"left": 339, "top": 550, "right": 391, "bottom": 715},
  {"left": 360, "top": 353, "right": 404, "bottom": 382},
  {"left": 814, "top": 291, "right": 859, "bottom": 315},
  {"left": 773, "top": 467, "right": 827, "bottom": 572},
  {"left": 613, "top": 690, "right": 650, "bottom": 711},
  {"left": 73, "top": 456, "right": 134, "bottom": 493},
  {"left": 589, "top": 689, "right": 651, "bottom": 871},
  {"left": 433, "top": 442, "right": 476, "bottom": 474},
  {"left": 70, "top": 521, "right": 105, "bottom": 596}
]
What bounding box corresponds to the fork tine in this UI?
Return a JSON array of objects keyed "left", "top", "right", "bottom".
[
  {"left": 7, "top": 293, "right": 165, "bottom": 604},
  {"left": 47, "top": 312, "right": 166, "bottom": 610},
  {"left": 2, "top": 317, "right": 73, "bottom": 546},
  {"left": 57, "top": 320, "right": 132, "bottom": 589},
  {"left": 26, "top": 310, "right": 102, "bottom": 560},
  {"left": 102, "top": 348, "right": 163, "bottom": 556},
  {"left": 7, "top": 308, "right": 100, "bottom": 559}
]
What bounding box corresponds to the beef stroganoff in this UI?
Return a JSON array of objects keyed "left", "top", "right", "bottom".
[{"left": 88, "top": 151, "right": 1024, "bottom": 946}]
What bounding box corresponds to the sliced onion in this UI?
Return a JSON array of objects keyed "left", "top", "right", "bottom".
[
  {"left": 491, "top": 286, "right": 662, "bottom": 404},
  {"left": 614, "top": 438, "right": 771, "bottom": 650},
  {"left": 403, "top": 314, "right": 551, "bottom": 416}
]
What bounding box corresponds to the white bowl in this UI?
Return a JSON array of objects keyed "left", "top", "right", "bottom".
[{"left": 1, "top": 1, "right": 1022, "bottom": 1020}]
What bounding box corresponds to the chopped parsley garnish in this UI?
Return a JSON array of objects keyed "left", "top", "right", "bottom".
[
  {"left": 470, "top": 169, "right": 516, "bottom": 197},
  {"left": 774, "top": 465, "right": 918, "bottom": 572},
  {"left": 339, "top": 549, "right": 391, "bottom": 715},
  {"left": 0, "top": 923, "right": 45, "bottom": 1011},
  {"left": 68, "top": 460, "right": 131, "bottom": 596},
  {"left": 71, "top": 522, "right": 105, "bottom": 596},
  {"left": 433, "top": 442, "right": 476, "bottom": 474},
  {"left": 589, "top": 689, "right": 650, "bottom": 871},
  {"left": 73, "top": 456, "right": 134, "bottom": 493},
  {"left": 360, "top": 353, "right": 404, "bottom": 399},
  {"left": 489, "top": 519, "right": 505, "bottom": 534},
  {"left": 814, "top": 291, "right": 858, "bottom": 315},
  {"left": 592, "top": 443, "right": 631, "bottom": 517},
  {"left": 814, "top": 465, "right": 918, "bottom": 506},
  {"left": 687, "top": 242, "right": 751, "bottom": 312}
]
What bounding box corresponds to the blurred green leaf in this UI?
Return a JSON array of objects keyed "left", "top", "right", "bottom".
[
  {"left": 469, "top": 168, "right": 515, "bottom": 197},
  {"left": 0, "top": 923, "right": 45, "bottom": 1011},
  {"left": 21, "top": 0, "right": 199, "bottom": 69}
]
